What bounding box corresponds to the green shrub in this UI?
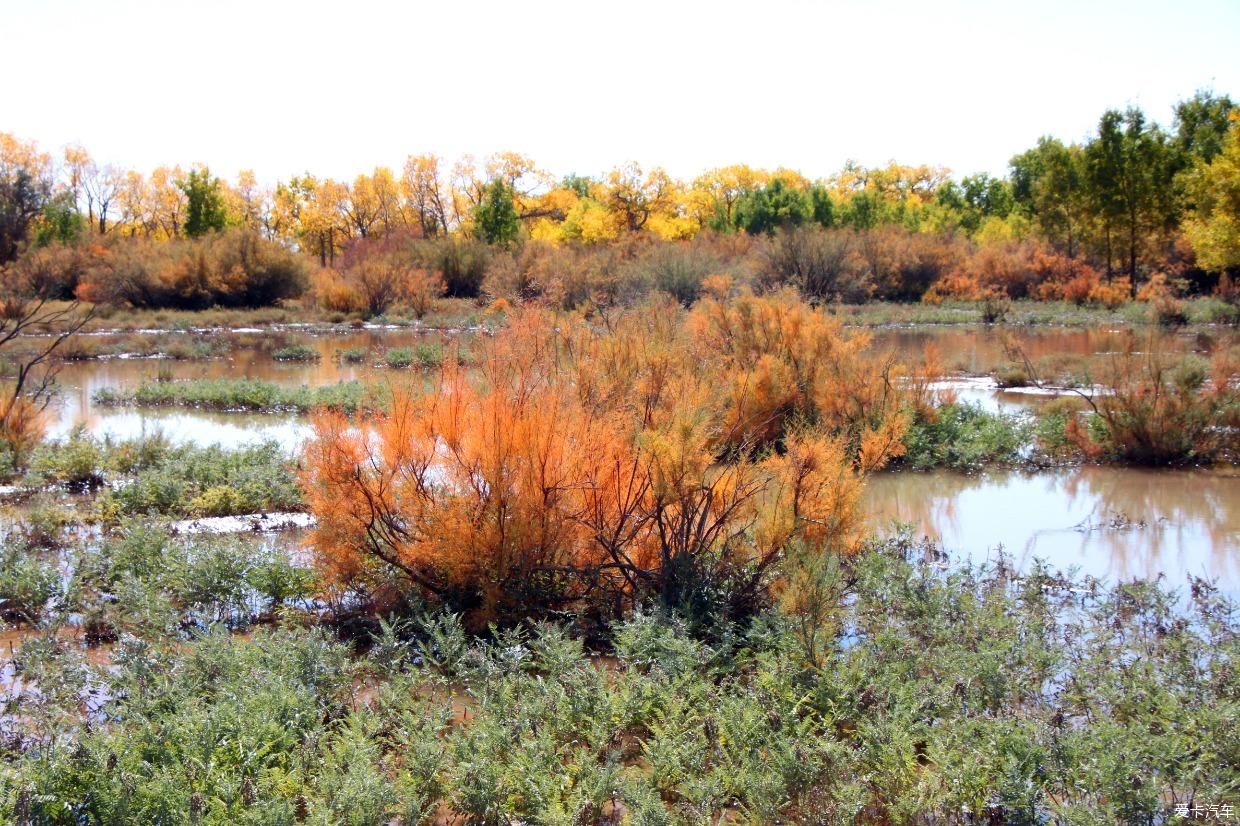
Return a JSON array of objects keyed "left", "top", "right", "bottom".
[
  {"left": 3, "top": 533, "right": 1236, "bottom": 824},
  {"left": 902, "top": 402, "right": 1030, "bottom": 470},
  {"left": 27, "top": 426, "right": 105, "bottom": 489},
  {"left": 95, "top": 378, "right": 371, "bottom": 414},
  {"left": 106, "top": 441, "right": 302, "bottom": 518},
  {"left": 0, "top": 537, "right": 61, "bottom": 623},
  {"left": 335, "top": 346, "right": 369, "bottom": 364},
  {"left": 271, "top": 343, "right": 320, "bottom": 361},
  {"left": 383, "top": 347, "right": 414, "bottom": 369}
]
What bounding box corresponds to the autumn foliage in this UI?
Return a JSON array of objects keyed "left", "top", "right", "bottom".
[
  {"left": 1065, "top": 338, "right": 1240, "bottom": 465},
  {"left": 302, "top": 295, "right": 912, "bottom": 625}
]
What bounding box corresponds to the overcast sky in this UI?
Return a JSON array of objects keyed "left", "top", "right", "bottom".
[{"left": 3, "top": 0, "right": 1237, "bottom": 185}]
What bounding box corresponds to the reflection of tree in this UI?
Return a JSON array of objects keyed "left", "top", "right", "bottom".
[
  {"left": 1058, "top": 467, "right": 1240, "bottom": 586},
  {"left": 864, "top": 466, "right": 1240, "bottom": 588},
  {"left": 864, "top": 468, "right": 988, "bottom": 542},
  {"left": 871, "top": 327, "right": 1238, "bottom": 377}
]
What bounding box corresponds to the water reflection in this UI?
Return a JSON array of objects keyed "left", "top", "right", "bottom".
[
  {"left": 44, "top": 325, "right": 1234, "bottom": 447},
  {"left": 864, "top": 466, "right": 1240, "bottom": 590}
]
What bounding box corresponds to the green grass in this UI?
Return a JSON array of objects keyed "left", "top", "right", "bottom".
[
  {"left": 831, "top": 297, "right": 1237, "bottom": 327},
  {"left": 335, "top": 346, "right": 370, "bottom": 364},
  {"left": 93, "top": 378, "right": 373, "bottom": 414},
  {"left": 383, "top": 342, "right": 444, "bottom": 369}
]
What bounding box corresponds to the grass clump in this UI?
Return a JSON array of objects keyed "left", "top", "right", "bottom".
[
  {"left": 0, "top": 532, "right": 62, "bottom": 623},
  {"left": 382, "top": 346, "right": 415, "bottom": 369},
  {"left": 382, "top": 342, "right": 444, "bottom": 370},
  {"left": 94, "top": 378, "right": 371, "bottom": 414},
  {"left": 335, "top": 346, "right": 370, "bottom": 364},
  {"left": 271, "top": 343, "right": 321, "bottom": 362},
  {"left": 27, "top": 432, "right": 303, "bottom": 518}
]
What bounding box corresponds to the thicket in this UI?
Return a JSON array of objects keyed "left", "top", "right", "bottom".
[
  {"left": 1061, "top": 341, "right": 1240, "bottom": 465},
  {"left": 3, "top": 229, "right": 308, "bottom": 308},
  {"left": 302, "top": 294, "right": 918, "bottom": 627},
  {"left": 0, "top": 535, "right": 1235, "bottom": 824}
]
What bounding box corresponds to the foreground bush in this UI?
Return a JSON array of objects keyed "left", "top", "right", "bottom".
[{"left": 901, "top": 402, "right": 1030, "bottom": 471}]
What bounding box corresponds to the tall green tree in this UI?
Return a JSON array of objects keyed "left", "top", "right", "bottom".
[
  {"left": 1172, "top": 91, "right": 1236, "bottom": 166},
  {"left": 808, "top": 184, "right": 835, "bottom": 228},
  {"left": 937, "top": 173, "right": 1014, "bottom": 235},
  {"left": 0, "top": 167, "right": 48, "bottom": 263},
  {"left": 1171, "top": 91, "right": 1236, "bottom": 215},
  {"left": 473, "top": 180, "right": 520, "bottom": 246},
  {"left": 1085, "top": 108, "right": 1175, "bottom": 285},
  {"left": 33, "top": 192, "right": 86, "bottom": 247},
  {"left": 180, "top": 167, "right": 228, "bottom": 238}
]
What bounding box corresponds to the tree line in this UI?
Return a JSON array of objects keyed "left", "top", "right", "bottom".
[{"left": 2, "top": 91, "right": 1238, "bottom": 308}]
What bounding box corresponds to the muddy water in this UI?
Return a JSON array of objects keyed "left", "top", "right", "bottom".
[
  {"left": 48, "top": 327, "right": 460, "bottom": 449},
  {"left": 864, "top": 466, "right": 1240, "bottom": 590},
  {"left": 868, "top": 325, "right": 1226, "bottom": 373}
]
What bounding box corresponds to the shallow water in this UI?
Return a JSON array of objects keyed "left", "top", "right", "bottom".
[
  {"left": 864, "top": 466, "right": 1240, "bottom": 590},
  {"left": 31, "top": 324, "right": 1240, "bottom": 591},
  {"left": 47, "top": 328, "right": 453, "bottom": 449}
]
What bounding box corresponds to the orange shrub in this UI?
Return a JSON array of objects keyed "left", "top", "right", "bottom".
[
  {"left": 314, "top": 270, "right": 365, "bottom": 314},
  {"left": 0, "top": 395, "right": 44, "bottom": 467},
  {"left": 1067, "top": 341, "right": 1239, "bottom": 465},
  {"left": 401, "top": 267, "right": 446, "bottom": 319},
  {"left": 1086, "top": 278, "right": 1131, "bottom": 309},
  {"left": 302, "top": 298, "right": 907, "bottom": 626}
]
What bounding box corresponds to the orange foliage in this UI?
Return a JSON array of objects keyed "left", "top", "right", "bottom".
[
  {"left": 302, "top": 296, "right": 912, "bottom": 625},
  {"left": 933, "top": 240, "right": 1116, "bottom": 306},
  {"left": 1086, "top": 278, "right": 1131, "bottom": 309},
  {"left": 0, "top": 395, "right": 45, "bottom": 466},
  {"left": 1065, "top": 340, "right": 1239, "bottom": 465}
]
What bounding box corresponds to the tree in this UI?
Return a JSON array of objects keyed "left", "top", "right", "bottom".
[
  {"left": 472, "top": 180, "right": 520, "bottom": 246},
  {"left": 1011, "top": 137, "right": 1089, "bottom": 258},
  {"left": 604, "top": 162, "right": 676, "bottom": 233},
  {"left": 733, "top": 178, "right": 811, "bottom": 235},
  {"left": 1184, "top": 117, "right": 1240, "bottom": 273},
  {"left": 1085, "top": 108, "right": 1175, "bottom": 285},
  {"left": 1172, "top": 90, "right": 1235, "bottom": 167},
  {"left": 0, "top": 167, "right": 48, "bottom": 263},
  {"left": 688, "top": 165, "right": 769, "bottom": 230},
  {"left": 179, "top": 167, "right": 228, "bottom": 238},
  {"left": 401, "top": 154, "right": 450, "bottom": 237},
  {"left": 33, "top": 192, "right": 85, "bottom": 247}
]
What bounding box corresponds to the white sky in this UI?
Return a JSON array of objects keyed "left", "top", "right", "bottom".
[{"left": 3, "top": 0, "right": 1238, "bottom": 186}]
